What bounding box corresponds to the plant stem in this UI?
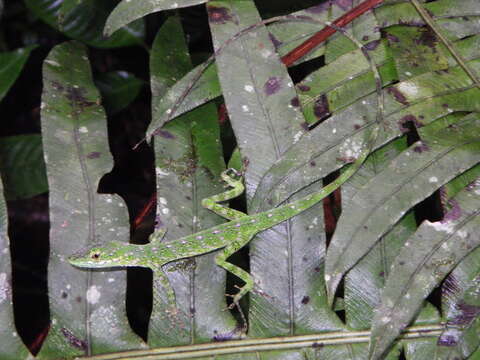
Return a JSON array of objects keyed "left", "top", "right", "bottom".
[{"left": 79, "top": 324, "right": 443, "bottom": 359}]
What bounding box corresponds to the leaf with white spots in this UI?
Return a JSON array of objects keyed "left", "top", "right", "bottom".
[
  {"left": 147, "top": 16, "right": 237, "bottom": 347},
  {"left": 369, "top": 177, "right": 480, "bottom": 360},
  {"left": 37, "top": 41, "right": 144, "bottom": 358},
  {"left": 325, "top": 113, "right": 480, "bottom": 307},
  {"left": 0, "top": 181, "right": 31, "bottom": 359}
]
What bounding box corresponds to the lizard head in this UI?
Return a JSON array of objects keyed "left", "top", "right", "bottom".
[{"left": 68, "top": 241, "right": 130, "bottom": 269}]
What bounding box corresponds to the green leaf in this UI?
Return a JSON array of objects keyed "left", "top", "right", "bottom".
[
  {"left": 325, "top": 114, "right": 480, "bottom": 306},
  {"left": 148, "top": 15, "right": 236, "bottom": 347},
  {"left": 37, "top": 41, "right": 144, "bottom": 358},
  {"left": 369, "top": 174, "right": 480, "bottom": 360},
  {"left": 0, "top": 135, "right": 48, "bottom": 200},
  {"left": 104, "top": 0, "right": 207, "bottom": 37},
  {"left": 24, "top": 0, "right": 145, "bottom": 48},
  {"left": 95, "top": 71, "right": 145, "bottom": 114},
  {"left": 0, "top": 181, "right": 31, "bottom": 360},
  {"left": 0, "top": 46, "right": 36, "bottom": 101}
]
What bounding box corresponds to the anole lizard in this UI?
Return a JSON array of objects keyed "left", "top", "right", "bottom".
[
  {"left": 69, "top": 21, "right": 385, "bottom": 315},
  {"left": 69, "top": 117, "right": 380, "bottom": 314}
]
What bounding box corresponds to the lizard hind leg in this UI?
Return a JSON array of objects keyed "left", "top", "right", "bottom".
[{"left": 201, "top": 168, "right": 246, "bottom": 221}]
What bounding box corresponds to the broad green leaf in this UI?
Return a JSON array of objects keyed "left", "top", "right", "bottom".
[
  {"left": 0, "top": 181, "right": 31, "bottom": 360},
  {"left": 343, "top": 137, "right": 416, "bottom": 328},
  {"left": 104, "top": 0, "right": 206, "bottom": 37},
  {"left": 342, "top": 137, "right": 419, "bottom": 359},
  {"left": 147, "top": 16, "right": 237, "bottom": 347},
  {"left": 24, "top": 0, "right": 145, "bottom": 48},
  {"left": 0, "top": 46, "right": 36, "bottom": 101},
  {"left": 208, "top": 0, "right": 306, "bottom": 195},
  {"left": 207, "top": 3, "right": 332, "bottom": 353},
  {"left": 325, "top": 114, "right": 480, "bottom": 307},
  {"left": 0, "top": 135, "right": 48, "bottom": 200},
  {"left": 251, "top": 49, "right": 480, "bottom": 212},
  {"left": 37, "top": 41, "right": 144, "bottom": 358},
  {"left": 369, "top": 175, "right": 480, "bottom": 360},
  {"left": 95, "top": 71, "right": 145, "bottom": 114}
]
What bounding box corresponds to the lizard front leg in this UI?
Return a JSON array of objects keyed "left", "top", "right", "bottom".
[
  {"left": 202, "top": 168, "right": 247, "bottom": 221},
  {"left": 215, "top": 241, "right": 254, "bottom": 309}
]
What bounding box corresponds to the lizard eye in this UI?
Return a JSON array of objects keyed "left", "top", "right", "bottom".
[{"left": 91, "top": 252, "right": 101, "bottom": 259}]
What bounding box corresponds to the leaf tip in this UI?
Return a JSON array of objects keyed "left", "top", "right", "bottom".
[{"left": 325, "top": 272, "right": 342, "bottom": 307}]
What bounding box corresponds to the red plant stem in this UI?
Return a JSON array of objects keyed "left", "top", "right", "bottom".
[
  {"left": 133, "top": 0, "right": 384, "bottom": 229},
  {"left": 281, "top": 0, "right": 384, "bottom": 66}
]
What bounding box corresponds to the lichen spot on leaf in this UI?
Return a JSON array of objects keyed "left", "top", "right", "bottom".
[
  {"left": 264, "top": 77, "right": 282, "bottom": 96},
  {"left": 207, "top": 6, "right": 236, "bottom": 25}
]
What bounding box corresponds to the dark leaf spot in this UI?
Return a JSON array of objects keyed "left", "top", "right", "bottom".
[
  {"left": 379, "top": 271, "right": 385, "bottom": 277},
  {"left": 413, "top": 142, "right": 430, "bottom": 153},
  {"left": 207, "top": 6, "right": 236, "bottom": 25},
  {"left": 154, "top": 129, "right": 176, "bottom": 139},
  {"left": 450, "top": 302, "right": 480, "bottom": 326},
  {"left": 437, "top": 333, "right": 458, "bottom": 347},
  {"left": 76, "top": 296, "right": 82, "bottom": 303},
  {"left": 312, "top": 342, "right": 324, "bottom": 348},
  {"left": 362, "top": 35, "right": 370, "bottom": 42},
  {"left": 314, "top": 266, "right": 320, "bottom": 272},
  {"left": 61, "top": 328, "right": 87, "bottom": 351},
  {"left": 297, "top": 84, "right": 311, "bottom": 92},
  {"left": 416, "top": 28, "right": 437, "bottom": 48},
  {"left": 387, "top": 87, "right": 409, "bottom": 105},
  {"left": 264, "top": 77, "right": 282, "bottom": 96},
  {"left": 66, "top": 87, "right": 96, "bottom": 109},
  {"left": 301, "top": 296, "right": 310, "bottom": 304},
  {"left": 443, "top": 199, "right": 462, "bottom": 222},
  {"left": 61, "top": 291, "right": 68, "bottom": 299},
  {"left": 310, "top": 161, "right": 316, "bottom": 167},
  {"left": 313, "top": 94, "right": 330, "bottom": 121},
  {"left": 268, "top": 32, "right": 282, "bottom": 49},
  {"left": 290, "top": 97, "right": 300, "bottom": 107},
  {"left": 364, "top": 39, "right": 380, "bottom": 51},
  {"left": 302, "top": 256, "right": 308, "bottom": 262},
  {"left": 398, "top": 114, "right": 423, "bottom": 133},
  {"left": 386, "top": 33, "right": 399, "bottom": 43},
  {"left": 354, "top": 124, "right": 361, "bottom": 130},
  {"left": 87, "top": 152, "right": 101, "bottom": 159}
]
